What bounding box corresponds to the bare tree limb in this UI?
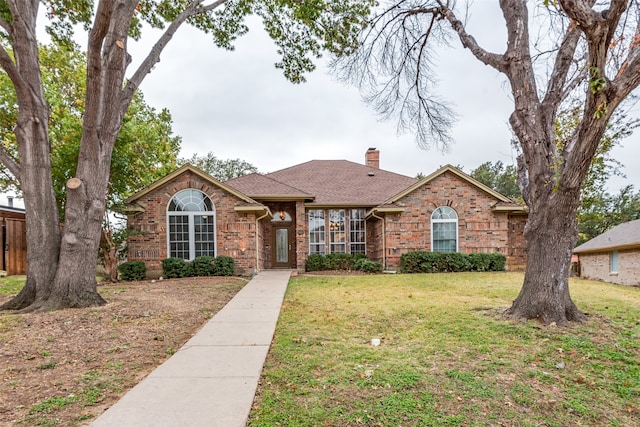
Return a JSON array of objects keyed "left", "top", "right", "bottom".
[
  {"left": 541, "top": 24, "right": 581, "bottom": 113},
  {"left": 438, "top": 4, "right": 508, "bottom": 72},
  {"left": 122, "top": 0, "right": 228, "bottom": 112},
  {"left": 0, "top": 145, "right": 20, "bottom": 181}
]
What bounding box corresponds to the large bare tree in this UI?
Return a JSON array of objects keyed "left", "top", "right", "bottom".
[
  {"left": 0, "top": 0, "right": 372, "bottom": 312},
  {"left": 337, "top": 0, "right": 640, "bottom": 325}
]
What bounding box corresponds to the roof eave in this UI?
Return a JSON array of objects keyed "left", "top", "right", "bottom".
[
  {"left": 574, "top": 243, "right": 640, "bottom": 254},
  {"left": 249, "top": 194, "right": 315, "bottom": 201}
]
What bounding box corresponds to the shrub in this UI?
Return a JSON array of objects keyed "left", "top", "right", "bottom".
[
  {"left": 488, "top": 253, "right": 506, "bottom": 271},
  {"left": 306, "top": 254, "right": 327, "bottom": 272},
  {"left": 355, "top": 259, "right": 383, "bottom": 273},
  {"left": 192, "top": 256, "right": 215, "bottom": 276},
  {"left": 325, "top": 253, "right": 353, "bottom": 270},
  {"left": 212, "top": 256, "right": 235, "bottom": 276},
  {"left": 117, "top": 261, "right": 146, "bottom": 281},
  {"left": 468, "top": 252, "right": 492, "bottom": 271},
  {"left": 162, "top": 257, "right": 189, "bottom": 278},
  {"left": 306, "top": 254, "right": 382, "bottom": 273},
  {"left": 401, "top": 251, "right": 506, "bottom": 273}
]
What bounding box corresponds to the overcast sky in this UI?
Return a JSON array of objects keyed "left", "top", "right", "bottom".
[
  {"left": 127, "top": 5, "right": 640, "bottom": 189},
  {"left": 2, "top": 3, "right": 638, "bottom": 208}
]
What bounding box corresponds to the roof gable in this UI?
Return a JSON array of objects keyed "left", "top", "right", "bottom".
[
  {"left": 574, "top": 219, "right": 640, "bottom": 253},
  {"left": 382, "top": 164, "right": 519, "bottom": 206},
  {"left": 125, "top": 164, "right": 260, "bottom": 206}
]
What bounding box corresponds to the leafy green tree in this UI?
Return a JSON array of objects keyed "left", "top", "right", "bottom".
[
  {"left": 0, "top": 0, "right": 373, "bottom": 312},
  {"left": 0, "top": 42, "right": 181, "bottom": 217},
  {"left": 180, "top": 151, "right": 258, "bottom": 181},
  {"left": 470, "top": 161, "right": 520, "bottom": 200},
  {"left": 0, "top": 41, "right": 181, "bottom": 283},
  {"left": 578, "top": 185, "right": 640, "bottom": 245},
  {"left": 337, "top": 1, "right": 640, "bottom": 325}
]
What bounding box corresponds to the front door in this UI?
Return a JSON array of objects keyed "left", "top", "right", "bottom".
[{"left": 272, "top": 226, "right": 295, "bottom": 268}]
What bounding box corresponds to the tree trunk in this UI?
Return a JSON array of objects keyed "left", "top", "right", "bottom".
[
  {"left": 505, "top": 188, "right": 587, "bottom": 326},
  {"left": 0, "top": 1, "right": 61, "bottom": 312},
  {"left": 101, "top": 228, "right": 119, "bottom": 282}
]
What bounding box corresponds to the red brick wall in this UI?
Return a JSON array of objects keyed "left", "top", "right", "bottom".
[
  {"left": 127, "top": 171, "right": 259, "bottom": 276},
  {"left": 376, "top": 171, "right": 527, "bottom": 270}
]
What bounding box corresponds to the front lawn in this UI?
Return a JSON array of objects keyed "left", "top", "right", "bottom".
[{"left": 249, "top": 272, "right": 639, "bottom": 426}]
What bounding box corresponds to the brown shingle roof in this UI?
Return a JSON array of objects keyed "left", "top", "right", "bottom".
[
  {"left": 574, "top": 219, "right": 640, "bottom": 253},
  {"left": 262, "top": 160, "right": 418, "bottom": 205},
  {"left": 224, "top": 173, "right": 314, "bottom": 199}
]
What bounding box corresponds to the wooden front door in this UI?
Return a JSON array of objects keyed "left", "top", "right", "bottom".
[{"left": 271, "top": 225, "right": 295, "bottom": 268}]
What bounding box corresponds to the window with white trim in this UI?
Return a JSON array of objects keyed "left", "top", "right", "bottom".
[
  {"left": 431, "top": 206, "right": 458, "bottom": 252},
  {"left": 308, "top": 210, "right": 325, "bottom": 255},
  {"left": 610, "top": 251, "right": 619, "bottom": 274},
  {"left": 329, "top": 209, "right": 346, "bottom": 253},
  {"left": 167, "top": 189, "right": 216, "bottom": 260},
  {"left": 349, "top": 209, "right": 366, "bottom": 255}
]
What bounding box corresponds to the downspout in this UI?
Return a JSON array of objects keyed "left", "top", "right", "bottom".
[
  {"left": 255, "top": 208, "right": 270, "bottom": 274},
  {"left": 371, "top": 209, "right": 386, "bottom": 270}
]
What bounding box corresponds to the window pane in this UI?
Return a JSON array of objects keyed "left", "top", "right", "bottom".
[
  {"left": 169, "top": 215, "right": 190, "bottom": 259},
  {"left": 309, "top": 210, "right": 326, "bottom": 255},
  {"left": 167, "top": 190, "right": 216, "bottom": 260},
  {"left": 432, "top": 207, "right": 457, "bottom": 253},
  {"left": 610, "top": 251, "right": 619, "bottom": 273},
  {"left": 329, "top": 209, "right": 346, "bottom": 254},
  {"left": 194, "top": 215, "right": 216, "bottom": 257},
  {"left": 349, "top": 209, "right": 366, "bottom": 255},
  {"left": 276, "top": 229, "right": 289, "bottom": 263}
]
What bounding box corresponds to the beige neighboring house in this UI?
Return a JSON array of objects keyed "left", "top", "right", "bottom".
[{"left": 573, "top": 219, "right": 640, "bottom": 286}]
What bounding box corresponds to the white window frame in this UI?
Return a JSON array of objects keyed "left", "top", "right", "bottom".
[
  {"left": 167, "top": 189, "right": 216, "bottom": 260},
  {"left": 349, "top": 208, "right": 366, "bottom": 255},
  {"left": 431, "top": 206, "right": 458, "bottom": 253},
  {"left": 308, "top": 209, "right": 326, "bottom": 255},
  {"left": 610, "top": 250, "right": 619, "bottom": 274}
]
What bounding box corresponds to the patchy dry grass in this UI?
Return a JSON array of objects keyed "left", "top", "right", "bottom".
[
  {"left": 0, "top": 276, "right": 246, "bottom": 426},
  {"left": 249, "top": 272, "right": 640, "bottom": 427}
]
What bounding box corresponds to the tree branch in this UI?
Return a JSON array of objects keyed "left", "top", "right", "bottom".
[
  {"left": 541, "top": 23, "right": 581, "bottom": 113},
  {"left": 0, "top": 145, "right": 21, "bottom": 181},
  {"left": 0, "top": 16, "right": 12, "bottom": 36},
  {"left": 438, "top": 3, "right": 508, "bottom": 72},
  {"left": 122, "top": 0, "right": 228, "bottom": 112}
]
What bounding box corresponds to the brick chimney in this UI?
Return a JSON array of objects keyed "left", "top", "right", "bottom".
[{"left": 365, "top": 148, "right": 380, "bottom": 169}]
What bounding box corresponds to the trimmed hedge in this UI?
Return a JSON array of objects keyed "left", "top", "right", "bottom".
[
  {"left": 400, "top": 251, "right": 506, "bottom": 273},
  {"left": 162, "top": 256, "right": 235, "bottom": 278},
  {"left": 305, "top": 253, "right": 382, "bottom": 273},
  {"left": 117, "top": 261, "right": 146, "bottom": 281}
]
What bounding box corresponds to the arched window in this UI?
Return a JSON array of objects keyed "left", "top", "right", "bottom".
[
  {"left": 167, "top": 189, "right": 216, "bottom": 260},
  {"left": 431, "top": 206, "right": 458, "bottom": 252},
  {"left": 272, "top": 211, "right": 292, "bottom": 222}
]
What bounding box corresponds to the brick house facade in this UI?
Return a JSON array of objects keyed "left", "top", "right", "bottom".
[
  {"left": 125, "top": 149, "right": 527, "bottom": 276},
  {"left": 573, "top": 219, "right": 640, "bottom": 286}
]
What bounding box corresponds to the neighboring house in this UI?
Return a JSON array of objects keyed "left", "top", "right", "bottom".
[
  {"left": 125, "top": 148, "right": 527, "bottom": 276},
  {"left": 0, "top": 198, "right": 27, "bottom": 275},
  {"left": 573, "top": 219, "right": 640, "bottom": 286}
]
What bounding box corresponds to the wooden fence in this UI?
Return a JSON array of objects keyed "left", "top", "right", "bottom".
[{"left": 1, "top": 211, "right": 27, "bottom": 275}]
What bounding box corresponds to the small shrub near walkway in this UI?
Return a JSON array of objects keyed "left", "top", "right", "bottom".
[{"left": 249, "top": 272, "right": 640, "bottom": 427}]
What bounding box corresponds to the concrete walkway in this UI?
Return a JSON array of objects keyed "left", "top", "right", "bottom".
[{"left": 91, "top": 270, "right": 292, "bottom": 427}]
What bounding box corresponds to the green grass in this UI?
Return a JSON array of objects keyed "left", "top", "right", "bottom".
[
  {"left": 0, "top": 275, "right": 26, "bottom": 295},
  {"left": 248, "top": 272, "right": 640, "bottom": 427}
]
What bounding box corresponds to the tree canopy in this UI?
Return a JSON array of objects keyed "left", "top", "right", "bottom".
[
  {"left": 180, "top": 151, "right": 258, "bottom": 181},
  {"left": 0, "top": 41, "right": 182, "bottom": 217}
]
